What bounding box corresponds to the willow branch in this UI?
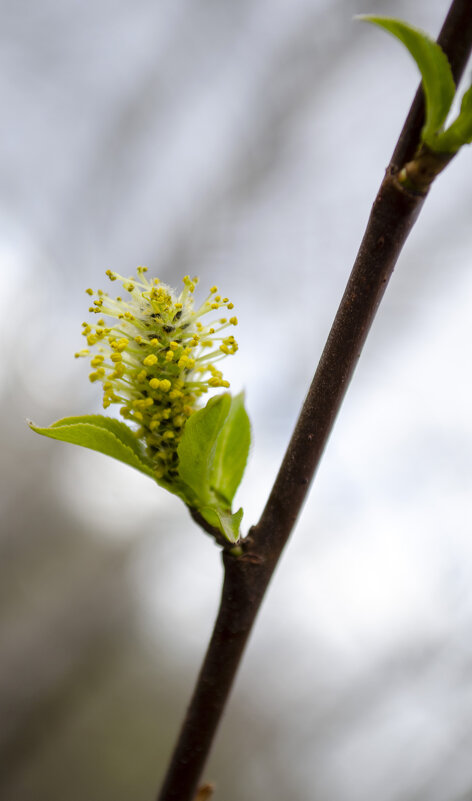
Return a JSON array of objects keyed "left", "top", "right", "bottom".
[{"left": 156, "top": 2, "right": 472, "bottom": 799}]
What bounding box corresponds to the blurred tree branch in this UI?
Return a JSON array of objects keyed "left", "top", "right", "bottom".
[{"left": 156, "top": 2, "right": 472, "bottom": 799}]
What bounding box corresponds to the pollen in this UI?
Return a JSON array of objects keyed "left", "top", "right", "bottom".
[{"left": 143, "top": 354, "right": 158, "bottom": 367}]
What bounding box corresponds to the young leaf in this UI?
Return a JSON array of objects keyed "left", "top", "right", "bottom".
[
  {"left": 435, "top": 83, "right": 472, "bottom": 152},
  {"left": 199, "top": 506, "right": 244, "bottom": 545},
  {"left": 359, "top": 16, "right": 456, "bottom": 150},
  {"left": 210, "top": 392, "right": 251, "bottom": 506},
  {"left": 177, "top": 393, "right": 251, "bottom": 543},
  {"left": 177, "top": 393, "right": 232, "bottom": 506},
  {"left": 29, "top": 415, "right": 157, "bottom": 482}
]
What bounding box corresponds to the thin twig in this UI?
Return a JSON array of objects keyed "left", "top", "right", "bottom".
[{"left": 155, "top": 2, "right": 472, "bottom": 799}]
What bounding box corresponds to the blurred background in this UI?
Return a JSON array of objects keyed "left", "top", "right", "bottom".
[{"left": 2, "top": 0, "right": 472, "bottom": 799}]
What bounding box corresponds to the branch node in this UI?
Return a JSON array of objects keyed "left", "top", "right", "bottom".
[{"left": 397, "top": 145, "right": 454, "bottom": 194}]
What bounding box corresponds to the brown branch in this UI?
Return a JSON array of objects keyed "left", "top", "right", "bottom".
[{"left": 155, "top": 2, "right": 472, "bottom": 799}]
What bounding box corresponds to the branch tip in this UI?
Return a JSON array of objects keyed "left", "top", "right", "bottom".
[{"left": 194, "top": 782, "right": 215, "bottom": 801}]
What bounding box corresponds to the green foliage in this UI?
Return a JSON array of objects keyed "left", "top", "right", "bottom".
[
  {"left": 435, "top": 83, "right": 472, "bottom": 152},
  {"left": 30, "top": 393, "right": 251, "bottom": 545},
  {"left": 360, "top": 16, "right": 455, "bottom": 148},
  {"left": 177, "top": 392, "right": 251, "bottom": 544},
  {"left": 178, "top": 394, "right": 232, "bottom": 505},
  {"left": 199, "top": 506, "right": 244, "bottom": 545},
  {"left": 202, "top": 392, "right": 251, "bottom": 507},
  {"left": 28, "top": 415, "right": 157, "bottom": 481},
  {"left": 360, "top": 16, "right": 472, "bottom": 154}
]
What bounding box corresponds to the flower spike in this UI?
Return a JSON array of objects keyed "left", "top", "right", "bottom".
[{"left": 76, "top": 268, "right": 239, "bottom": 482}]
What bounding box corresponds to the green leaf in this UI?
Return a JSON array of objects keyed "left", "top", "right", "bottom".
[
  {"left": 177, "top": 393, "right": 251, "bottom": 543},
  {"left": 177, "top": 393, "right": 232, "bottom": 505},
  {"left": 31, "top": 396, "right": 251, "bottom": 544},
  {"left": 199, "top": 506, "right": 244, "bottom": 545},
  {"left": 359, "top": 16, "right": 456, "bottom": 149},
  {"left": 210, "top": 392, "right": 251, "bottom": 506},
  {"left": 29, "top": 414, "right": 157, "bottom": 482},
  {"left": 435, "top": 82, "right": 472, "bottom": 152}
]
